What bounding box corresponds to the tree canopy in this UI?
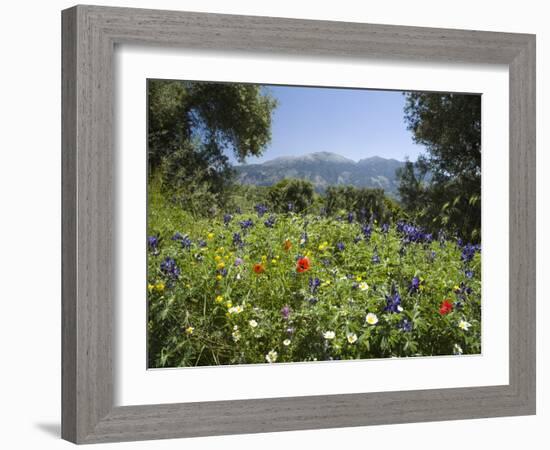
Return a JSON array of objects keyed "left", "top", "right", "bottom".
[
  {"left": 267, "top": 179, "right": 315, "bottom": 213},
  {"left": 397, "top": 92, "right": 481, "bottom": 241},
  {"left": 147, "top": 80, "right": 277, "bottom": 210}
]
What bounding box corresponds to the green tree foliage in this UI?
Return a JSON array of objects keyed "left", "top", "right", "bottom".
[
  {"left": 224, "top": 184, "right": 272, "bottom": 214},
  {"left": 148, "top": 79, "right": 277, "bottom": 213},
  {"left": 267, "top": 179, "right": 315, "bottom": 213},
  {"left": 398, "top": 93, "right": 481, "bottom": 241},
  {"left": 324, "top": 186, "right": 402, "bottom": 224},
  {"left": 324, "top": 186, "right": 357, "bottom": 213}
]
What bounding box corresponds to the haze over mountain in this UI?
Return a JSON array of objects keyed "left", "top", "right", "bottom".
[{"left": 234, "top": 152, "right": 405, "bottom": 195}]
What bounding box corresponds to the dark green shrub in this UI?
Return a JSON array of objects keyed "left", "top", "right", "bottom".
[{"left": 267, "top": 179, "right": 315, "bottom": 213}]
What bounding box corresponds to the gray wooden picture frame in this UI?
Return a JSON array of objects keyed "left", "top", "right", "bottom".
[{"left": 61, "top": 4, "right": 536, "bottom": 444}]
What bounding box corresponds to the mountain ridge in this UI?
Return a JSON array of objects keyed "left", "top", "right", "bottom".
[{"left": 234, "top": 152, "right": 405, "bottom": 195}]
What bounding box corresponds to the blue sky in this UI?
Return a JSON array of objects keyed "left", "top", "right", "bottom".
[{"left": 233, "top": 85, "right": 426, "bottom": 165}]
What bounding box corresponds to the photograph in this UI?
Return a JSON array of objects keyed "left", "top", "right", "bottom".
[{"left": 146, "top": 79, "right": 482, "bottom": 368}]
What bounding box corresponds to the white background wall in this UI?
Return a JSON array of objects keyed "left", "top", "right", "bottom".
[{"left": 0, "top": 1, "right": 546, "bottom": 448}]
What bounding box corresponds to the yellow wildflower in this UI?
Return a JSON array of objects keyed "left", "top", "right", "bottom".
[
  {"left": 225, "top": 300, "right": 233, "bottom": 308},
  {"left": 147, "top": 283, "right": 154, "bottom": 293},
  {"left": 207, "top": 232, "right": 215, "bottom": 240},
  {"left": 215, "top": 295, "right": 224, "bottom": 303},
  {"left": 261, "top": 255, "right": 267, "bottom": 262},
  {"left": 217, "top": 262, "right": 225, "bottom": 270},
  {"left": 318, "top": 241, "right": 329, "bottom": 251},
  {"left": 155, "top": 282, "right": 165, "bottom": 292},
  {"left": 356, "top": 276, "right": 362, "bottom": 282},
  {"left": 216, "top": 275, "right": 223, "bottom": 280},
  {"left": 185, "top": 326, "right": 194, "bottom": 335},
  {"left": 271, "top": 259, "right": 277, "bottom": 264},
  {"left": 214, "top": 255, "right": 222, "bottom": 262}
]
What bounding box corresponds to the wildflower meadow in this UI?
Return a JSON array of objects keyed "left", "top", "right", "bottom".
[{"left": 147, "top": 187, "right": 481, "bottom": 367}]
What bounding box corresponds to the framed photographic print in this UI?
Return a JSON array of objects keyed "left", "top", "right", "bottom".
[{"left": 62, "top": 5, "right": 536, "bottom": 444}]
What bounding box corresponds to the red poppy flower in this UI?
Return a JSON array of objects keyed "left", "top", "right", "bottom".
[
  {"left": 439, "top": 299, "right": 453, "bottom": 315},
  {"left": 296, "top": 256, "right": 311, "bottom": 273},
  {"left": 253, "top": 263, "right": 265, "bottom": 274},
  {"left": 283, "top": 239, "right": 292, "bottom": 252}
]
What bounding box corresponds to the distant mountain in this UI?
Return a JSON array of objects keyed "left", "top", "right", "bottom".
[{"left": 234, "top": 152, "right": 405, "bottom": 195}]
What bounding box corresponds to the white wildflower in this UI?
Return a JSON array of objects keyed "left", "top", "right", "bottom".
[
  {"left": 228, "top": 305, "right": 244, "bottom": 315},
  {"left": 366, "top": 313, "right": 379, "bottom": 325},
  {"left": 265, "top": 350, "right": 278, "bottom": 363},
  {"left": 232, "top": 330, "right": 241, "bottom": 342},
  {"left": 323, "top": 331, "right": 336, "bottom": 340}
]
